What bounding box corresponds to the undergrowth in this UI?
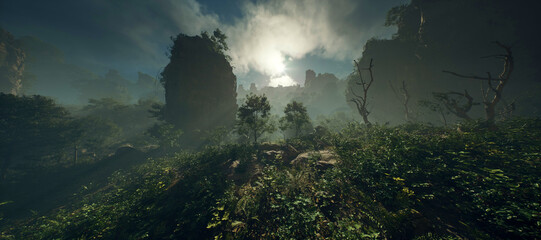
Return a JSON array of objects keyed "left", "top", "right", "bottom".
[{"left": 1, "top": 118, "right": 540, "bottom": 239}]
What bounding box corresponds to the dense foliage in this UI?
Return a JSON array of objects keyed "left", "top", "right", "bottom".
[
  {"left": 77, "top": 97, "right": 160, "bottom": 143},
  {"left": 279, "top": 101, "right": 312, "bottom": 138},
  {"left": 3, "top": 118, "right": 539, "bottom": 239},
  {"left": 0, "top": 93, "right": 75, "bottom": 180}
]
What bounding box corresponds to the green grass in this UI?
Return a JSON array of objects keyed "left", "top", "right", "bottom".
[{"left": 2, "top": 118, "right": 540, "bottom": 239}]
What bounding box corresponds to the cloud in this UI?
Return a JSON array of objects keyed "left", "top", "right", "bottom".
[
  {"left": 82, "top": 0, "right": 221, "bottom": 70},
  {"left": 2, "top": 0, "right": 404, "bottom": 86},
  {"left": 269, "top": 74, "right": 296, "bottom": 87},
  {"left": 223, "top": 0, "right": 403, "bottom": 86},
  {"left": 1, "top": 0, "right": 221, "bottom": 76}
]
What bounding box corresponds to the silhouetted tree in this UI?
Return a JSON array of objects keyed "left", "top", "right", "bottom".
[
  {"left": 348, "top": 58, "right": 375, "bottom": 126},
  {"left": 236, "top": 94, "right": 274, "bottom": 144},
  {"left": 79, "top": 98, "right": 158, "bottom": 141},
  {"left": 279, "top": 101, "right": 311, "bottom": 138},
  {"left": 73, "top": 69, "right": 132, "bottom": 103},
  {"left": 147, "top": 123, "right": 183, "bottom": 151},
  {"left": 432, "top": 90, "right": 475, "bottom": 120},
  {"left": 72, "top": 116, "right": 121, "bottom": 161},
  {"left": 0, "top": 94, "right": 75, "bottom": 180},
  {"left": 390, "top": 79, "right": 412, "bottom": 121},
  {"left": 443, "top": 41, "right": 514, "bottom": 126},
  {"left": 419, "top": 98, "right": 450, "bottom": 126}
]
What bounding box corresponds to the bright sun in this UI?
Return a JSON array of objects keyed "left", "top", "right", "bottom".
[
  {"left": 265, "top": 52, "right": 295, "bottom": 87},
  {"left": 274, "top": 61, "right": 285, "bottom": 73},
  {"left": 265, "top": 51, "right": 287, "bottom": 75}
]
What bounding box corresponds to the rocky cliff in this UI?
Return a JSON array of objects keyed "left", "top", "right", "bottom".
[{"left": 0, "top": 28, "right": 25, "bottom": 95}]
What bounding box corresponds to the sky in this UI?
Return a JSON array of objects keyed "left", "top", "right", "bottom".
[{"left": 0, "top": 0, "right": 407, "bottom": 88}]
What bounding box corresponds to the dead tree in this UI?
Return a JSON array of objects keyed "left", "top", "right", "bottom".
[
  {"left": 419, "top": 98, "right": 449, "bottom": 126},
  {"left": 390, "top": 79, "right": 412, "bottom": 121},
  {"left": 443, "top": 41, "right": 514, "bottom": 125},
  {"left": 432, "top": 90, "right": 475, "bottom": 120},
  {"left": 499, "top": 99, "right": 516, "bottom": 120},
  {"left": 349, "top": 58, "right": 374, "bottom": 126}
]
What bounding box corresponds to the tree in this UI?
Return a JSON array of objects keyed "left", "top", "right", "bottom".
[
  {"left": 432, "top": 90, "right": 476, "bottom": 120},
  {"left": 0, "top": 94, "right": 75, "bottom": 180},
  {"left": 236, "top": 94, "right": 274, "bottom": 144},
  {"left": 390, "top": 79, "right": 412, "bottom": 122},
  {"left": 79, "top": 97, "right": 158, "bottom": 141},
  {"left": 279, "top": 101, "right": 311, "bottom": 138},
  {"left": 72, "top": 116, "right": 122, "bottom": 162},
  {"left": 202, "top": 28, "right": 229, "bottom": 59},
  {"left": 348, "top": 58, "right": 375, "bottom": 126},
  {"left": 147, "top": 123, "right": 184, "bottom": 151},
  {"left": 72, "top": 69, "right": 132, "bottom": 103},
  {"left": 443, "top": 41, "right": 514, "bottom": 127},
  {"left": 419, "top": 97, "right": 451, "bottom": 126}
]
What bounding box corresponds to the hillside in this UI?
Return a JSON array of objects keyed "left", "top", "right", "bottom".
[{"left": 2, "top": 119, "right": 540, "bottom": 239}]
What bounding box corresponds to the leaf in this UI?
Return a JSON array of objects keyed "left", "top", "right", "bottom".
[
  {"left": 231, "top": 221, "right": 244, "bottom": 227},
  {"left": 222, "top": 211, "right": 230, "bottom": 221},
  {"left": 207, "top": 222, "right": 219, "bottom": 229}
]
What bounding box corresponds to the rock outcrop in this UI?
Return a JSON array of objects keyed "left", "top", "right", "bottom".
[
  {"left": 161, "top": 32, "right": 237, "bottom": 144},
  {"left": 0, "top": 28, "right": 25, "bottom": 95},
  {"left": 291, "top": 150, "right": 339, "bottom": 170}
]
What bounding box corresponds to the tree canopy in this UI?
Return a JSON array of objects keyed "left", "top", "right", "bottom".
[
  {"left": 236, "top": 93, "right": 274, "bottom": 144},
  {"left": 279, "top": 101, "right": 311, "bottom": 138},
  {"left": 0, "top": 94, "right": 74, "bottom": 179}
]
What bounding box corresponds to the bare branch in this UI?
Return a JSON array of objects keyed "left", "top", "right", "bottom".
[
  {"left": 433, "top": 90, "right": 473, "bottom": 120},
  {"left": 443, "top": 41, "right": 514, "bottom": 125},
  {"left": 350, "top": 58, "right": 375, "bottom": 126},
  {"left": 442, "top": 70, "right": 494, "bottom": 81}
]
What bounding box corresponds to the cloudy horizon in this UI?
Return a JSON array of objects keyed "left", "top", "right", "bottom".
[{"left": 0, "top": 0, "right": 407, "bottom": 87}]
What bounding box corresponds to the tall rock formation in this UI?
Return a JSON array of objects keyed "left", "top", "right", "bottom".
[
  {"left": 304, "top": 69, "right": 316, "bottom": 88},
  {"left": 347, "top": 0, "right": 541, "bottom": 123},
  {"left": 161, "top": 32, "right": 237, "bottom": 139},
  {"left": 0, "top": 28, "right": 25, "bottom": 95}
]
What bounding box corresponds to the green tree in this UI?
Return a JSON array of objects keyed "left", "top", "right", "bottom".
[
  {"left": 279, "top": 101, "right": 311, "bottom": 138},
  {"left": 236, "top": 93, "right": 274, "bottom": 144},
  {"left": 0, "top": 93, "right": 75, "bottom": 180},
  {"left": 72, "top": 116, "right": 122, "bottom": 161},
  {"left": 202, "top": 29, "right": 229, "bottom": 59},
  {"left": 147, "top": 123, "right": 183, "bottom": 150},
  {"left": 79, "top": 97, "right": 159, "bottom": 142}
]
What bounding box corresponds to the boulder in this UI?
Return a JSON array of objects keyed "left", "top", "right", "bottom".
[
  {"left": 291, "top": 150, "right": 339, "bottom": 170},
  {"left": 259, "top": 142, "right": 282, "bottom": 151},
  {"left": 282, "top": 144, "right": 300, "bottom": 162},
  {"left": 262, "top": 150, "right": 284, "bottom": 161},
  {"left": 226, "top": 156, "right": 263, "bottom": 185}
]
